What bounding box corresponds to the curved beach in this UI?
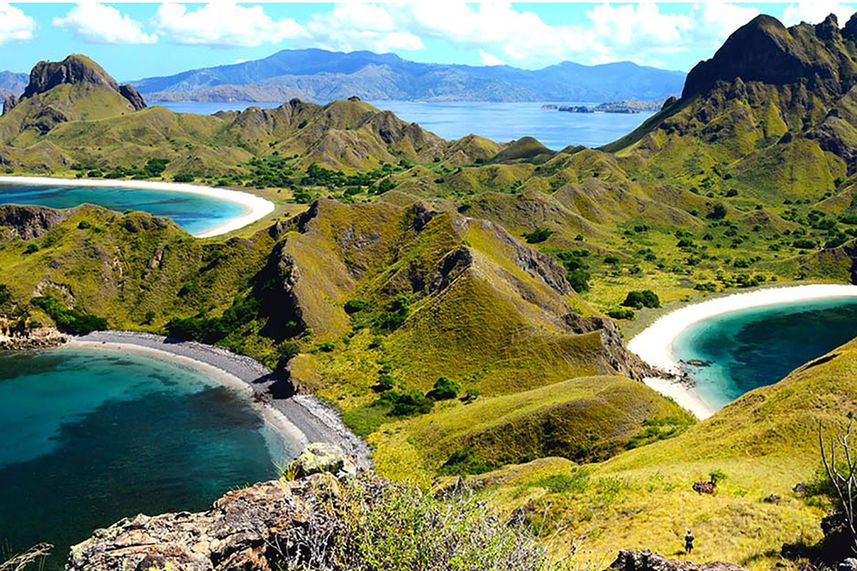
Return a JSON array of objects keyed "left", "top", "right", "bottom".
[
  {"left": 66, "top": 331, "right": 370, "bottom": 468},
  {"left": 0, "top": 176, "right": 275, "bottom": 238},
  {"left": 627, "top": 284, "right": 857, "bottom": 419}
]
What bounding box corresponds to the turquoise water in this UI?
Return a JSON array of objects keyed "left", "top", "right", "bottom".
[
  {"left": 152, "top": 100, "right": 655, "bottom": 150},
  {"left": 0, "top": 182, "right": 247, "bottom": 235},
  {"left": 0, "top": 348, "right": 294, "bottom": 569},
  {"left": 672, "top": 297, "right": 857, "bottom": 409}
]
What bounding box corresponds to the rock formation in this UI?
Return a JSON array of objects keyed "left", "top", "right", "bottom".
[
  {"left": 22, "top": 54, "right": 146, "bottom": 110},
  {"left": 67, "top": 443, "right": 357, "bottom": 570},
  {"left": 606, "top": 550, "right": 747, "bottom": 571}
]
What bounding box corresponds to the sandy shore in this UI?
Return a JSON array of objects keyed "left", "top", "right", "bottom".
[
  {"left": 0, "top": 175, "right": 275, "bottom": 238},
  {"left": 66, "top": 331, "right": 371, "bottom": 468},
  {"left": 627, "top": 284, "right": 857, "bottom": 419}
]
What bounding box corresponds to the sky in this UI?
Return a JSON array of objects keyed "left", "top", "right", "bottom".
[{"left": 0, "top": 1, "right": 855, "bottom": 81}]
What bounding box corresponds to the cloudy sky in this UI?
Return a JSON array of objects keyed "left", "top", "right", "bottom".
[{"left": 0, "top": 2, "right": 854, "bottom": 80}]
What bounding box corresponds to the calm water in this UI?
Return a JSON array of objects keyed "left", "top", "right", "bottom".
[
  {"left": 673, "top": 297, "right": 857, "bottom": 409},
  {"left": 0, "top": 348, "right": 293, "bottom": 569},
  {"left": 151, "top": 100, "right": 655, "bottom": 150},
  {"left": 0, "top": 182, "right": 247, "bottom": 236}
]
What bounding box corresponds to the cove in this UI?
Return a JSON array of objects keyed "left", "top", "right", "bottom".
[
  {"left": 0, "top": 178, "right": 275, "bottom": 237},
  {"left": 0, "top": 347, "right": 294, "bottom": 570},
  {"left": 672, "top": 296, "right": 857, "bottom": 410}
]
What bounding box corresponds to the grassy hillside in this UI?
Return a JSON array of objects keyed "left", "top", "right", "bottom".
[{"left": 466, "top": 339, "right": 857, "bottom": 569}]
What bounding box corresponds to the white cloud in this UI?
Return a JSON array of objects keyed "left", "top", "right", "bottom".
[
  {"left": 152, "top": 2, "right": 305, "bottom": 47},
  {"left": 304, "top": 3, "right": 423, "bottom": 53},
  {"left": 0, "top": 3, "right": 36, "bottom": 45},
  {"left": 479, "top": 50, "right": 504, "bottom": 67},
  {"left": 53, "top": 3, "right": 156, "bottom": 44},
  {"left": 393, "top": 1, "right": 759, "bottom": 68},
  {"left": 781, "top": 1, "right": 855, "bottom": 26}
]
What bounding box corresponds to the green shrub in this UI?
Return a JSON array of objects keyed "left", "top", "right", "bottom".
[
  {"left": 277, "top": 477, "right": 551, "bottom": 570},
  {"left": 276, "top": 341, "right": 301, "bottom": 371},
  {"left": 172, "top": 173, "right": 195, "bottom": 183},
  {"left": 381, "top": 389, "right": 434, "bottom": 417},
  {"left": 622, "top": 290, "right": 660, "bottom": 309},
  {"left": 607, "top": 307, "right": 635, "bottom": 320},
  {"left": 430, "top": 376, "right": 461, "bottom": 400},
  {"left": 522, "top": 228, "right": 553, "bottom": 244},
  {"left": 709, "top": 469, "right": 728, "bottom": 485},
  {"left": 31, "top": 296, "right": 107, "bottom": 334}
]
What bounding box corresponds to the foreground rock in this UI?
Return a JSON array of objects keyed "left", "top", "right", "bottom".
[
  {"left": 67, "top": 443, "right": 355, "bottom": 571},
  {"left": 0, "top": 319, "right": 65, "bottom": 349},
  {"left": 607, "top": 550, "right": 747, "bottom": 571}
]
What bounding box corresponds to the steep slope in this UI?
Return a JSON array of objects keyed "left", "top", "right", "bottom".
[{"left": 132, "top": 48, "right": 685, "bottom": 103}]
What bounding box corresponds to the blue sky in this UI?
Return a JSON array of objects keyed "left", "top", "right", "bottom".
[{"left": 0, "top": 2, "right": 854, "bottom": 81}]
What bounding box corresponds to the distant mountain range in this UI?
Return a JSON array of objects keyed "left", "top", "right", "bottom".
[
  {"left": 128, "top": 49, "right": 685, "bottom": 103},
  {"left": 0, "top": 71, "right": 27, "bottom": 100}
]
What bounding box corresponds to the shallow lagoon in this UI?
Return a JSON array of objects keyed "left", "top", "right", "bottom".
[
  {"left": 0, "top": 182, "right": 248, "bottom": 236},
  {"left": 672, "top": 297, "right": 857, "bottom": 409},
  {"left": 0, "top": 348, "right": 292, "bottom": 569}
]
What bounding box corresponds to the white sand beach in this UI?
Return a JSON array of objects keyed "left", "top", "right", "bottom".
[
  {"left": 0, "top": 175, "right": 275, "bottom": 237},
  {"left": 627, "top": 284, "right": 857, "bottom": 419}
]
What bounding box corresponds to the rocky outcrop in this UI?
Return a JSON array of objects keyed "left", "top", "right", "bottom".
[
  {"left": 118, "top": 83, "right": 147, "bottom": 111},
  {"left": 67, "top": 443, "right": 359, "bottom": 571},
  {"left": 682, "top": 14, "right": 857, "bottom": 100},
  {"left": 0, "top": 204, "right": 72, "bottom": 239},
  {"left": 288, "top": 442, "right": 357, "bottom": 479},
  {"left": 2, "top": 94, "right": 18, "bottom": 115},
  {"left": 0, "top": 326, "right": 66, "bottom": 350},
  {"left": 606, "top": 550, "right": 746, "bottom": 571},
  {"left": 21, "top": 54, "right": 146, "bottom": 110}
]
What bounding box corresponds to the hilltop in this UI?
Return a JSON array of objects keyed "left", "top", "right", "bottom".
[{"left": 130, "top": 48, "right": 685, "bottom": 103}]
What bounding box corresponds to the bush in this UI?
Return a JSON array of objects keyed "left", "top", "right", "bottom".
[
  {"left": 273, "top": 477, "right": 551, "bottom": 570},
  {"left": 607, "top": 307, "right": 635, "bottom": 320},
  {"left": 621, "top": 290, "right": 660, "bottom": 309},
  {"left": 172, "top": 173, "right": 195, "bottom": 183},
  {"left": 276, "top": 342, "right": 301, "bottom": 371},
  {"left": 707, "top": 204, "right": 727, "bottom": 220},
  {"left": 31, "top": 296, "right": 107, "bottom": 334},
  {"left": 430, "top": 376, "right": 461, "bottom": 400},
  {"left": 793, "top": 238, "right": 817, "bottom": 249},
  {"left": 381, "top": 389, "right": 433, "bottom": 417},
  {"left": 522, "top": 228, "right": 553, "bottom": 244}
]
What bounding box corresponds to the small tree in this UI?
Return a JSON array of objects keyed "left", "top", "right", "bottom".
[
  {"left": 431, "top": 376, "right": 461, "bottom": 400},
  {"left": 819, "top": 420, "right": 857, "bottom": 555}
]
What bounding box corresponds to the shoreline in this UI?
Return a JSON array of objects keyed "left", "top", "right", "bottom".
[
  {"left": 0, "top": 175, "right": 275, "bottom": 238},
  {"left": 627, "top": 284, "right": 857, "bottom": 419},
  {"left": 65, "top": 331, "right": 371, "bottom": 468}
]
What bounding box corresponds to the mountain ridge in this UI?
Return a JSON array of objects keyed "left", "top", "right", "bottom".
[{"left": 129, "top": 48, "right": 685, "bottom": 103}]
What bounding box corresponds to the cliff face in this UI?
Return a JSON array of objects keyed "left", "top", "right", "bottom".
[{"left": 682, "top": 14, "right": 857, "bottom": 101}]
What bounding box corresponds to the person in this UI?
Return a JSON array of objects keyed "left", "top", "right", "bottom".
[{"left": 684, "top": 529, "right": 695, "bottom": 555}]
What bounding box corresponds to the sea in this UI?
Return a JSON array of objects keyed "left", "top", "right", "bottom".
[
  {"left": 0, "top": 347, "right": 292, "bottom": 569},
  {"left": 151, "top": 100, "right": 656, "bottom": 150},
  {"left": 672, "top": 297, "right": 857, "bottom": 409},
  {"left": 0, "top": 182, "right": 247, "bottom": 236}
]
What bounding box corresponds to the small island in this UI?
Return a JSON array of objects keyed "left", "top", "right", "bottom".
[{"left": 542, "top": 98, "right": 667, "bottom": 114}]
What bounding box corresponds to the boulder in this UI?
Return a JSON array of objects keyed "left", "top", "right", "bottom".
[
  {"left": 692, "top": 480, "right": 716, "bottom": 494},
  {"left": 67, "top": 473, "right": 341, "bottom": 571},
  {"left": 287, "top": 441, "right": 357, "bottom": 479},
  {"left": 606, "top": 549, "right": 746, "bottom": 571}
]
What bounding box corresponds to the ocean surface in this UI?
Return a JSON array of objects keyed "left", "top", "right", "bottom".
[
  {"left": 0, "top": 182, "right": 247, "bottom": 236},
  {"left": 0, "top": 347, "right": 293, "bottom": 569},
  {"left": 672, "top": 297, "right": 857, "bottom": 409},
  {"left": 150, "top": 100, "right": 656, "bottom": 150}
]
